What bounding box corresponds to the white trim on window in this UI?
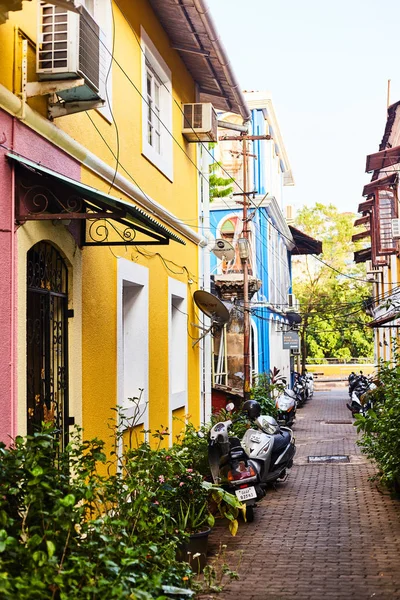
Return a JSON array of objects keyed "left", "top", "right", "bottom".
[
  {"left": 168, "top": 278, "right": 187, "bottom": 437},
  {"left": 141, "top": 26, "right": 173, "bottom": 182},
  {"left": 117, "top": 258, "right": 149, "bottom": 433}
]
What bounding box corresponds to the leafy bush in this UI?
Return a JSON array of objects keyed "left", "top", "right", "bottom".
[
  {"left": 0, "top": 401, "right": 244, "bottom": 599},
  {"left": 355, "top": 357, "right": 400, "bottom": 494},
  {"left": 250, "top": 369, "right": 284, "bottom": 417},
  {"left": 0, "top": 427, "right": 194, "bottom": 599}
]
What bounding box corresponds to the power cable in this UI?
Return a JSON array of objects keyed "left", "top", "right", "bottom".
[{"left": 47, "top": 9, "right": 394, "bottom": 291}]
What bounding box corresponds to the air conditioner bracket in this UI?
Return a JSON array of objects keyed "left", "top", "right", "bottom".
[
  {"left": 48, "top": 99, "right": 106, "bottom": 119},
  {"left": 25, "top": 79, "right": 85, "bottom": 98}
]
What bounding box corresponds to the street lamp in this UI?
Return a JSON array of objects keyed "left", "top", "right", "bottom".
[{"left": 238, "top": 237, "right": 250, "bottom": 260}]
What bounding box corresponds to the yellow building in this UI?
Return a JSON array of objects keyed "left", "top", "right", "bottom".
[{"left": 0, "top": 0, "right": 250, "bottom": 448}]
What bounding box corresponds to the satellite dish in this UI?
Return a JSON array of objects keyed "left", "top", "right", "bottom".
[
  {"left": 193, "top": 290, "right": 230, "bottom": 324},
  {"left": 211, "top": 239, "right": 235, "bottom": 262}
]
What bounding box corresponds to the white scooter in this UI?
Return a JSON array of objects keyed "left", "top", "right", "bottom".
[
  {"left": 275, "top": 389, "right": 297, "bottom": 428},
  {"left": 208, "top": 400, "right": 296, "bottom": 522},
  {"left": 305, "top": 372, "right": 314, "bottom": 398}
]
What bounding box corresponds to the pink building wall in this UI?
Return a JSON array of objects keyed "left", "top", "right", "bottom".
[{"left": 0, "top": 110, "right": 80, "bottom": 444}]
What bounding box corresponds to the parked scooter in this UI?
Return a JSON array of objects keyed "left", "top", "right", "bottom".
[
  {"left": 275, "top": 388, "right": 297, "bottom": 428},
  {"left": 348, "top": 371, "right": 367, "bottom": 398},
  {"left": 208, "top": 400, "right": 296, "bottom": 522},
  {"left": 346, "top": 375, "right": 376, "bottom": 416},
  {"left": 293, "top": 373, "right": 308, "bottom": 407},
  {"left": 304, "top": 371, "right": 314, "bottom": 399}
]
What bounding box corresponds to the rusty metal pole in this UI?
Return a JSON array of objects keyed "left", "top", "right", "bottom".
[{"left": 242, "top": 137, "right": 251, "bottom": 400}]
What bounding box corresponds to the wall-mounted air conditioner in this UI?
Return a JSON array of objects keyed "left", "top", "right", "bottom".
[
  {"left": 37, "top": 2, "right": 107, "bottom": 103},
  {"left": 182, "top": 103, "right": 218, "bottom": 142},
  {"left": 392, "top": 218, "right": 400, "bottom": 239},
  {"left": 287, "top": 293, "right": 299, "bottom": 311}
]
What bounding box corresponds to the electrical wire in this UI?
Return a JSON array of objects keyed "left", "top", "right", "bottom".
[
  {"left": 78, "top": 8, "right": 380, "bottom": 293},
  {"left": 41, "top": 8, "right": 399, "bottom": 292}
]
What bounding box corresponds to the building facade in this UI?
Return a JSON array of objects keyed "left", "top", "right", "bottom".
[
  {"left": 209, "top": 92, "right": 314, "bottom": 396},
  {"left": 354, "top": 100, "right": 400, "bottom": 363},
  {"left": 0, "top": 0, "right": 249, "bottom": 446}
]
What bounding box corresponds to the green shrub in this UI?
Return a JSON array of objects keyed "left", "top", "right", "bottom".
[
  {"left": 0, "top": 402, "right": 244, "bottom": 599},
  {"left": 250, "top": 369, "right": 285, "bottom": 417},
  {"left": 0, "top": 427, "right": 193, "bottom": 599},
  {"left": 355, "top": 357, "right": 400, "bottom": 494}
]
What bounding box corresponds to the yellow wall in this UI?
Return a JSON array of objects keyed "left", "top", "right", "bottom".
[
  {"left": 2, "top": 0, "right": 203, "bottom": 448},
  {"left": 75, "top": 0, "right": 202, "bottom": 445},
  {"left": 306, "top": 364, "right": 376, "bottom": 378}
]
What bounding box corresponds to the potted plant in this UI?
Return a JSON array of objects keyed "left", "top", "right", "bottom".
[{"left": 172, "top": 469, "right": 245, "bottom": 572}]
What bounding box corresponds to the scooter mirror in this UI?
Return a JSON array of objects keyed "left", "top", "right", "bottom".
[{"left": 225, "top": 402, "right": 235, "bottom": 412}]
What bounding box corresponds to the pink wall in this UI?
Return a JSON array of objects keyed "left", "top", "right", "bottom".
[{"left": 0, "top": 110, "right": 80, "bottom": 444}]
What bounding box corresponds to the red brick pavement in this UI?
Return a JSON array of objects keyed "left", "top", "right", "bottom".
[{"left": 200, "top": 390, "right": 400, "bottom": 600}]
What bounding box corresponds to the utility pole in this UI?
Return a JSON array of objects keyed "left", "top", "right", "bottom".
[
  {"left": 219, "top": 131, "right": 270, "bottom": 400},
  {"left": 242, "top": 137, "right": 251, "bottom": 400}
]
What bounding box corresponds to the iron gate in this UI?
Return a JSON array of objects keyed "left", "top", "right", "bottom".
[{"left": 26, "top": 242, "right": 70, "bottom": 446}]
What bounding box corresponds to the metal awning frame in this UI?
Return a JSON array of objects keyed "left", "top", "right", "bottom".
[{"left": 8, "top": 153, "right": 185, "bottom": 247}]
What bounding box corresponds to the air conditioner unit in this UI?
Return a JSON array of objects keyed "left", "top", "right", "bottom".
[
  {"left": 37, "top": 2, "right": 107, "bottom": 103},
  {"left": 392, "top": 218, "right": 400, "bottom": 239},
  {"left": 182, "top": 103, "right": 218, "bottom": 142},
  {"left": 287, "top": 293, "right": 299, "bottom": 311}
]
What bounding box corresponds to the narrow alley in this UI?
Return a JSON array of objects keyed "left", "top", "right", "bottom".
[{"left": 204, "top": 390, "right": 400, "bottom": 600}]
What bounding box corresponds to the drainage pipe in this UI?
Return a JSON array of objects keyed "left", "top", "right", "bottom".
[
  {"left": 0, "top": 83, "right": 207, "bottom": 247},
  {"left": 217, "top": 120, "right": 248, "bottom": 134}
]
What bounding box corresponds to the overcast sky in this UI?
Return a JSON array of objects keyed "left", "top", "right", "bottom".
[{"left": 207, "top": 0, "right": 400, "bottom": 214}]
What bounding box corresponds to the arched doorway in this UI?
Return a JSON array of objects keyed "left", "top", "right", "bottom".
[{"left": 26, "top": 242, "right": 70, "bottom": 446}]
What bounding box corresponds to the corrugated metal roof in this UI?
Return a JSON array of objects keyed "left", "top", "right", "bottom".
[
  {"left": 7, "top": 153, "right": 185, "bottom": 245},
  {"left": 366, "top": 144, "right": 400, "bottom": 173},
  {"left": 354, "top": 247, "right": 371, "bottom": 264},
  {"left": 289, "top": 226, "right": 322, "bottom": 255},
  {"left": 379, "top": 100, "right": 400, "bottom": 152},
  {"left": 362, "top": 173, "right": 398, "bottom": 196},
  {"left": 147, "top": 0, "right": 250, "bottom": 121}
]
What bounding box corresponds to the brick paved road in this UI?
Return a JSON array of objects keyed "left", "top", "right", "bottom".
[{"left": 203, "top": 390, "right": 400, "bottom": 600}]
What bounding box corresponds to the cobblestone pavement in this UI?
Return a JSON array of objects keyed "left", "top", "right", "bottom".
[{"left": 201, "top": 390, "right": 400, "bottom": 600}]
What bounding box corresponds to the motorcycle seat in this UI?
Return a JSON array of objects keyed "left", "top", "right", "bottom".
[
  {"left": 229, "top": 437, "right": 242, "bottom": 449},
  {"left": 272, "top": 430, "right": 291, "bottom": 452}
]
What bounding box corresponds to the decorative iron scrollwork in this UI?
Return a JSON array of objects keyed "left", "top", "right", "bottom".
[
  {"left": 27, "top": 242, "right": 70, "bottom": 448},
  {"left": 27, "top": 243, "right": 68, "bottom": 293},
  {"left": 87, "top": 218, "right": 137, "bottom": 244},
  {"left": 19, "top": 179, "right": 83, "bottom": 216}
]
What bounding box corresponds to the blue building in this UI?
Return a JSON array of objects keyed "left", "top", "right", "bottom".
[{"left": 209, "top": 92, "right": 317, "bottom": 395}]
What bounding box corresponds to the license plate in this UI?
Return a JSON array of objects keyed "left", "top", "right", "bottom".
[
  {"left": 250, "top": 434, "right": 261, "bottom": 443},
  {"left": 235, "top": 486, "right": 257, "bottom": 502}
]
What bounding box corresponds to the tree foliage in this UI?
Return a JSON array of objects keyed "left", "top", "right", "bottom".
[
  {"left": 292, "top": 203, "right": 374, "bottom": 368},
  {"left": 355, "top": 353, "right": 400, "bottom": 494},
  {"left": 209, "top": 162, "right": 234, "bottom": 201}
]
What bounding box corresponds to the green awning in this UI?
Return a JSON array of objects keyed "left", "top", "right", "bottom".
[{"left": 8, "top": 152, "right": 185, "bottom": 246}]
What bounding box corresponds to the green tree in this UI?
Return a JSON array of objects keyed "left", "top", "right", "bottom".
[
  {"left": 209, "top": 161, "right": 234, "bottom": 201},
  {"left": 292, "top": 203, "right": 374, "bottom": 371}
]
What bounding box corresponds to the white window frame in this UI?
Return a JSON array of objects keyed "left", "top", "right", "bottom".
[
  {"left": 168, "top": 278, "right": 188, "bottom": 436},
  {"left": 117, "top": 258, "right": 149, "bottom": 435},
  {"left": 141, "top": 26, "right": 173, "bottom": 181}
]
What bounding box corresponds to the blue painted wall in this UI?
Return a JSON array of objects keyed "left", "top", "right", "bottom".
[{"left": 210, "top": 108, "right": 293, "bottom": 379}]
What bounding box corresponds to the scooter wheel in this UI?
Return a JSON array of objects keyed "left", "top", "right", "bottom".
[{"left": 245, "top": 505, "right": 255, "bottom": 523}]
